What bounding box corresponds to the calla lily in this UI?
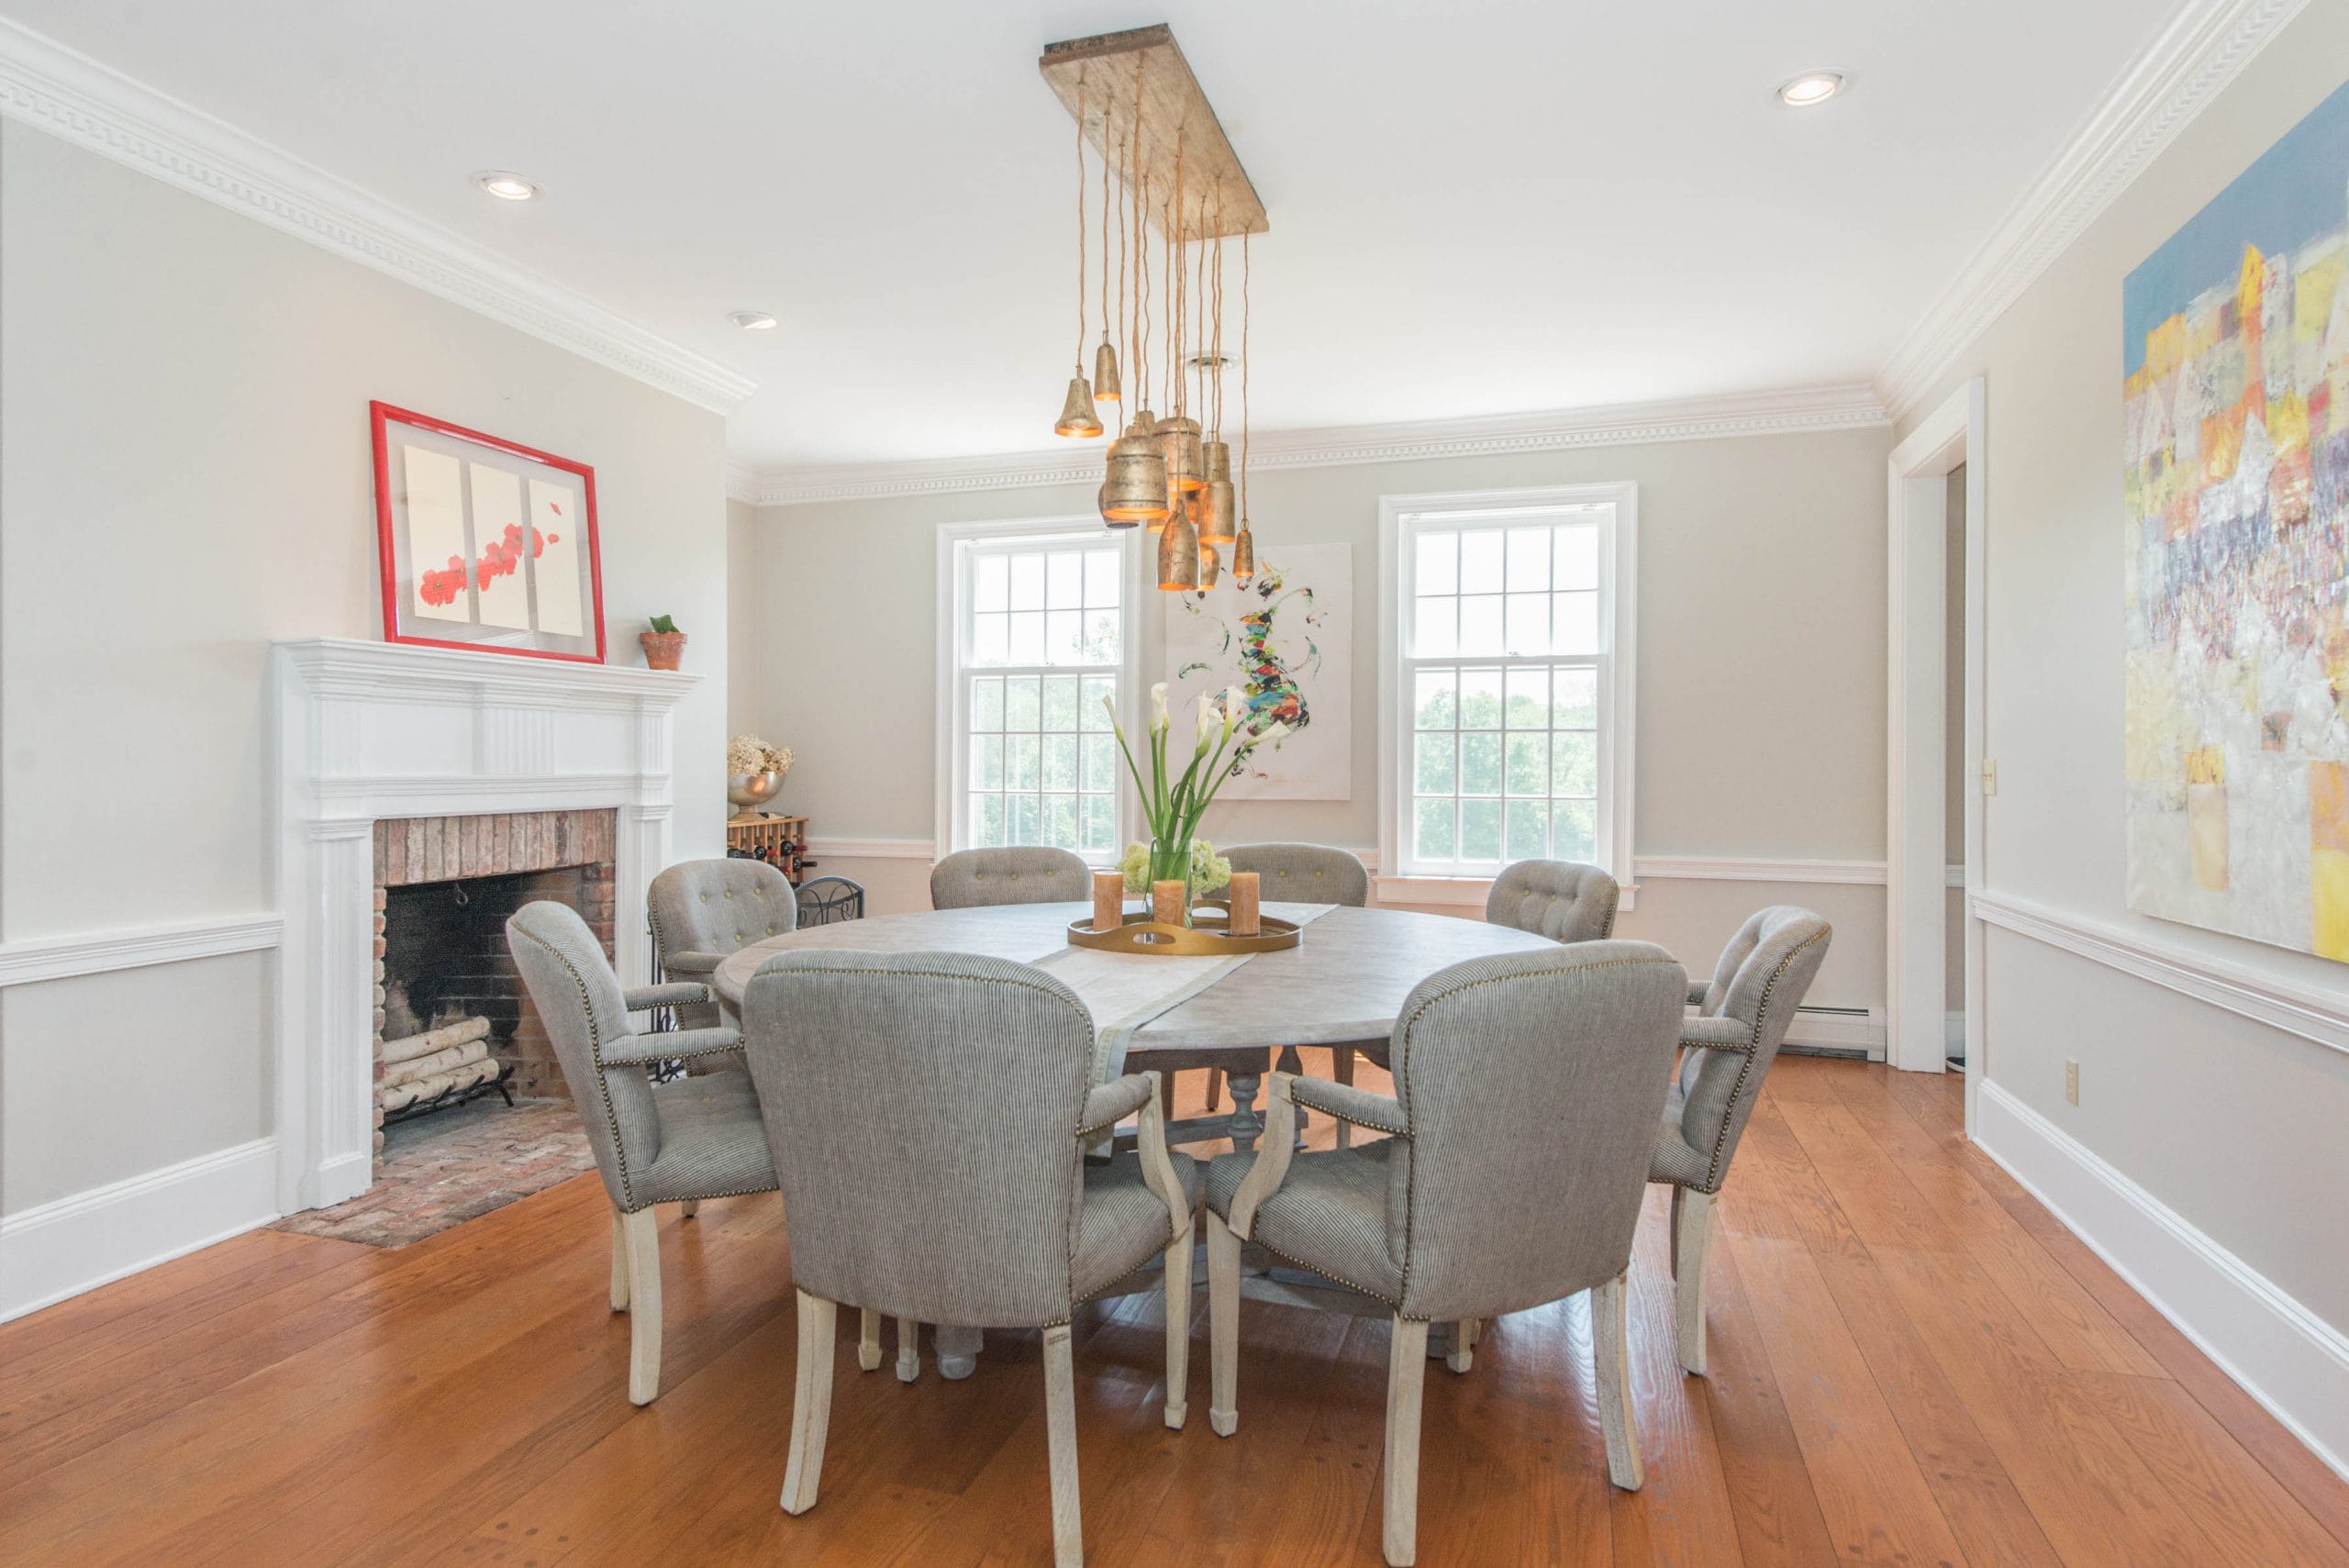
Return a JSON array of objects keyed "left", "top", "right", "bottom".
[
  {"left": 1220, "top": 684, "right": 1249, "bottom": 733},
  {"left": 1196, "top": 692, "right": 1222, "bottom": 749},
  {"left": 1149, "top": 682, "right": 1171, "bottom": 733},
  {"left": 1100, "top": 693, "right": 1122, "bottom": 734}
]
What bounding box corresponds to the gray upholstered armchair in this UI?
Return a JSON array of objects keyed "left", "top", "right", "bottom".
[
  {"left": 740, "top": 950, "right": 1197, "bottom": 1568},
  {"left": 1653, "top": 906, "right": 1831, "bottom": 1375},
  {"left": 1202, "top": 843, "right": 1372, "bottom": 1145},
  {"left": 1203, "top": 943, "right": 1687, "bottom": 1567},
  {"left": 646, "top": 857, "right": 798, "bottom": 1030},
  {"left": 928, "top": 846, "right": 1090, "bottom": 909},
  {"left": 506, "top": 900, "right": 785, "bottom": 1406},
  {"left": 1486, "top": 858, "right": 1620, "bottom": 941}
]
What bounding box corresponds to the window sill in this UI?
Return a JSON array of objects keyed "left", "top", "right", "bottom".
[{"left": 1374, "top": 873, "right": 1639, "bottom": 912}]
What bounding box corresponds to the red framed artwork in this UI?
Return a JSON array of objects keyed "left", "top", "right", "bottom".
[{"left": 370, "top": 402, "right": 607, "bottom": 663}]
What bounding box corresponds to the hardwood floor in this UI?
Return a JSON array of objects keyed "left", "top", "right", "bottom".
[{"left": 4, "top": 1056, "right": 2344, "bottom": 1566}]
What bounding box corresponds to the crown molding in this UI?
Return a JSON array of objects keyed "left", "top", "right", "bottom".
[
  {"left": 725, "top": 461, "right": 763, "bottom": 506},
  {"left": 0, "top": 17, "right": 756, "bottom": 416},
  {"left": 1876, "top": 0, "right": 2305, "bottom": 420},
  {"left": 742, "top": 383, "right": 1888, "bottom": 506}
]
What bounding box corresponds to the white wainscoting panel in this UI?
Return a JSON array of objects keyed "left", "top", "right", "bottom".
[
  {"left": 1975, "top": 1081, "right": 2349, "bottom": 1481},
  {"left": 0, "top": 1138, "right": 279, "bottom": 1322}
]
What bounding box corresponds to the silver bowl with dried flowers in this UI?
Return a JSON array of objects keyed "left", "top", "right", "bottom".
[{"left": 726, "top": 735, "right": 795, "bottom": 815}]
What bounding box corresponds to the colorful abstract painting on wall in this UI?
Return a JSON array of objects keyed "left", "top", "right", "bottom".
[
  {"left": 1164, "top": 542, "right": 1353, "bottom": 801},
  {"left": 2123, "top": 77, "right": 2349, "bottom": 962}
]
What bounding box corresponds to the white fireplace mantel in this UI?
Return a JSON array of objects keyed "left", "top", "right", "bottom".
[{"left": 273, "top": 637, "right": 698, "bottom": 1212}]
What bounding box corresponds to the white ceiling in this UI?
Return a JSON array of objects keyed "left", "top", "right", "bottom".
[{"left": 5, "top": 0, "right": 2169, "bottom": 470}]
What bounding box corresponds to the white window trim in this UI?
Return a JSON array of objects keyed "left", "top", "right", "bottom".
[
  {"left": 933, "top": 515, "right": 1147, "bottom": 862},
  {"left": 1375, "top": 483, "right": 1639, "bottom": 909}
]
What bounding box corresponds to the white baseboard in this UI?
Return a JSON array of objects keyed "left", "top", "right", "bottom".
[
  {"left": 0, "top": 1137, "right": 281, "bottom": 1323},
  {"left": 1974, "top": 1081, "right": 2349, "bottom": 1482}
]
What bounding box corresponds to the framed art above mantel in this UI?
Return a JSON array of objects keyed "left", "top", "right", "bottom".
[{"left": 370, "top": 402, "right": 607, "bottom": 663}]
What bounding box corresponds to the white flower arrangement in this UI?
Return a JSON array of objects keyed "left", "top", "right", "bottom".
[{"left": 726, "top": 734, "right": 795, "bottom": 777}]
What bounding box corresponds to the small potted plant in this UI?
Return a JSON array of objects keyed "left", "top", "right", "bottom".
[{"left": 640, "top": 614, "right": 686, "bottom": 671}]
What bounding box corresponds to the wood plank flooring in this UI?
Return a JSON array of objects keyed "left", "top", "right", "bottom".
[{"left": 3, "top": 1056, "right": 2343, "bottom": 1566}]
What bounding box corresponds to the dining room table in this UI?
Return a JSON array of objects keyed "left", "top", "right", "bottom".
[{"left": 709, "top": 897, "right": 1563, "bottom": 1376}]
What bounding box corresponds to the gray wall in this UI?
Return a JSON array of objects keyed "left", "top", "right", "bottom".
[
  {"left": 1897, "top": 6, "right": 2349, "bottom": 1330},
  {"left": 0, "top": 123, "right": 732, "bottom": 1214},
  {"left": 748, "top": 424, "right": 1895, "bottom": 1014}
]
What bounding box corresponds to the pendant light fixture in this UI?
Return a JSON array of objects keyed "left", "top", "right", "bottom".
[
  {"left": 1099, "top": 62, "right": 1164, "bottom": 526},
  {"left": 1093, "top": 107, "right": 1121, "bottom": 406},
  {"left": 1052, "top": 72, "right": 1102, "bottom": 439},
  {"left": 1197, "top": 201, "right": 1238, "bottom": 547},
  {"left": 1230, "top": 225, "right": 1256, "bottom": 585}
]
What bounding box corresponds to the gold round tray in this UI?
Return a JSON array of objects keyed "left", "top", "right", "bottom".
[{"left": 1066, "top": 906, "right": 1302, "bottom": 955}]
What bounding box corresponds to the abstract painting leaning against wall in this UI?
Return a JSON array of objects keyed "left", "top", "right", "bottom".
[{"left": 2124, "top": 76, "right": 2349, "bottom": 962}]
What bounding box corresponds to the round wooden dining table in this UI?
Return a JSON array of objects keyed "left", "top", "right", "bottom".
[
  {"left": 710, "top": 898, "right": 1557, "bottom": 1059},
  {"left": 711, "top": 899, "right": 1558, "bottom": 1377}
]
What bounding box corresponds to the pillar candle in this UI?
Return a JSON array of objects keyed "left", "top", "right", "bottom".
[
  {"left": 1152, "top": 879, "right": 1187, "bottom": 928},
  {"left": 1091, "top": 870, "right": 1125, "bottom": 931},
  {"left": 1227, "top": 871, "right": 1262, "bottom": 936}
]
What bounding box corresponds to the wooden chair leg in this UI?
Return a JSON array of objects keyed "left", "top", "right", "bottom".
[
  {"left": 1206, "top": 1067, "right": 1223, "bottom": 1112},
  {"left": 608, "top": 1207, "right": 630, "bottom": 1312},
  {"left": 1163, "top": 1225, "right": 1193, "bottom": 1430},
  {"left": 1445, "top": 1317, "right": 1479, "bottom": 1374},
  {"left": 1385, "top": 1317, "right": 1431, "bottom": 1566},
  {"left": 679, "top": 1197, "right": 699, "bottom": 1218},
  {"left": 1042, "top": 1322, "right": 1084, "bottom": 1568},
  {"left": 621, "top": 1207, "right": 662, "bottom": 1405},
  {"left": 1673, "top": 1187, "right": 1714, "bottom": 1376},
  {"left": 781, "top": 1291, "right": 837, "bottom": 1514},
  {"left": 1593, "top": 1273, "right": 1642, "bottom": 1490},
  {"left": 896, "top": 1317, "right": 920, "bottom": 1382},
  {"left": 1207, "top": 1210, "right": 1241, "bottom": 1436},
  {"left": 858, "top": 1307, "right": 883, "bottom": 1372},
  {"left": 1667, "top": 1184, "right": 1683, "bottom": 1278}
]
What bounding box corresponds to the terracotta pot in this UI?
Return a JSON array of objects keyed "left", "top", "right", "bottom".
[{"left": 640, "top": 630, "right": 687, "bottom": 671}]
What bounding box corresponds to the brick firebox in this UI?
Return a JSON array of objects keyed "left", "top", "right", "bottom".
[{"left": 371, "top": 809, "right": 617, "bottom": 1163}]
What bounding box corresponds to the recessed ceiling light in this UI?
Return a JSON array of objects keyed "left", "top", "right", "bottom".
[
  {"left": 1776, "top": 70, "right": 1847, "bottom": 107},
  {"left": 473, "top": 170, "right": 540, "bottom": 201},
  {"left": 729, "top": 311, "right": 780, "bottom": 331}
]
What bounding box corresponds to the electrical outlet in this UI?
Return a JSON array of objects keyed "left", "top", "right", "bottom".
[{"left": 2065, "top": 1059, "right": 2079, "bottom": 1106}]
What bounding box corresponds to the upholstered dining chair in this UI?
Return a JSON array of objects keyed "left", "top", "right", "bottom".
[
  {"left": 1485, "top": 858, "right": 1620, "bottom": 941},
  {"left": 1202, "top": 843, "right": 1372, "bottom": 1144},
  {"left": 507, "top": 900, "right": 815, "bottom": 1406},
  {"left": 1203, "top": 942, "right": 1687, "bottom": 1567},
  {"left": 646, "top": 857, "right": 798, "bottom": 1031},
  {"left": 928, "top": 845, "right": 1090, "bottom": 909},
  {"left": 740, "top": 949, "right": 1198, "bottom": 1568},
  {"left": 1652, "top": 906, "right": 1831, "bottom": 1376}
]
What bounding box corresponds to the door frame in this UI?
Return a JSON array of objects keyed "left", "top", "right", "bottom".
[{"left": 1885, "top": 379, "right": 1986, "bottom": 1127}]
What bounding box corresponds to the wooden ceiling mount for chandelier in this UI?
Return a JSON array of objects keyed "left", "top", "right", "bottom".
[{"left": 1038, "top": 25, "right": 1268, "bottom": 242}]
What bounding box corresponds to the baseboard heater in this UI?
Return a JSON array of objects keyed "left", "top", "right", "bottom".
[{"left": 1781, "top": 1003, "right": 1874, "bottom": 1061}]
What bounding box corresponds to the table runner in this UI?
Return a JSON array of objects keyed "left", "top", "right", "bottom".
[{"left": 1035, "top": 901, "right": 1335, "bottom": 1086}]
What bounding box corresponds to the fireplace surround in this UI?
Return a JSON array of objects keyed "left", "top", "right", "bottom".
[{"left": 274, "top": 637, "right": 696, "bottom": 1213}]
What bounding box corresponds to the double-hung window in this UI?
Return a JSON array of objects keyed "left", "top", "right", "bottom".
[
  {"left": 937, "top": 518, "right": 1141, "bottom": 863},
  {"left": 1379, "top": 484, "right": 1636, "bottom": 896}
]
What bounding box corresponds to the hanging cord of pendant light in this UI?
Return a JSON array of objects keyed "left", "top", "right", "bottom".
[
  {"left": 1211, "top": 191, "right": 1226, "bottom": 439},
  {"left": 1054, "top": 72, "right": 1101, "bottom": 438}
]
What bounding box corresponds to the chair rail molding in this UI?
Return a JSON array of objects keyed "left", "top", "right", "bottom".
[
  {"left": 743, "top": 384, "right": 1888, "bottom": 507},
  {"left": 273, "top": 638, "right": 699, "bottom": 1214},
  {"left": 1972, "top": 889, "right": 2349, "bottom": 1058},
  {"left": 0, "top": 15, "right": 753, "bottom": 415},
  {"left": 0, "top": 913, "right": 280, "bottom": 988},
  {"left": 1976, "top": 1081, "right": 2349, "bottom": 1480},
  {"left": 1876, "top": 0, "right": 2305, "bottom": 418}
]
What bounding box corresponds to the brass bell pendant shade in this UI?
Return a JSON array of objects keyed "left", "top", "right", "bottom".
[
  {"left": 1158, "top": 416, "right": 1206, "bottom": 494},
  {"left": 1101, "top": 422, "right": 1169, "bottom": 527},
  {"left": 1092, "top": 337, "right": 1121, "bottom": 404},
  {"left": 1202, "top": 439, "right": 1231, "bottom": 484},
  {"left": 1231, "top": 524, "right": 1256, "bottom": 585},
  {"left": 1157, "top": 511, "right": 1200, "bottom": 591},
  {"left": 1054, "top": 374, "right": 1103, "bottom": 439},
  {"left": 1198, "top": 478, "right": 1238, "bottom": 546},
  {"left": 1197, "top": 539, "right": 1222, "bottom": 588}
]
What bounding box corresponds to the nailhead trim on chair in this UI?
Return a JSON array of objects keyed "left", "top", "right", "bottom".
[
  {"left": 1686, "top": 929, "right": 1829, "bottom": 1195},
  {"left": 512, "top": 922, "right": 649, "bottom": 1212}
]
